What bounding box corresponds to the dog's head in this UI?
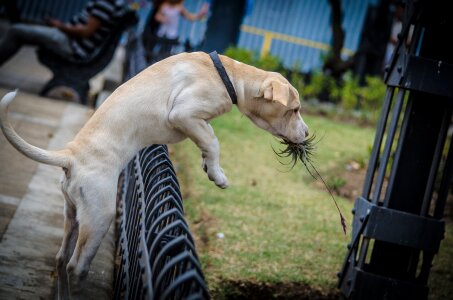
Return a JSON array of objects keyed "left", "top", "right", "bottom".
[{"left": 245, "top": 72, "right": 309, "bottom": 143}]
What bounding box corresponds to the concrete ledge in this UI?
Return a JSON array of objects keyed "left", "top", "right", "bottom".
[{"left": 0, "top": 92, "right": 115, "bottom": 299}]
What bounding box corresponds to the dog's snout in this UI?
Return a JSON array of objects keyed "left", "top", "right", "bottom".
[{"left": 301, "top": 123, "right": 309, "bottom": 141}]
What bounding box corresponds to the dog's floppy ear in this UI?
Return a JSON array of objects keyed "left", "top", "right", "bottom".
[{"left": 259, "top": 78, "right": 291, "bottom": 106}]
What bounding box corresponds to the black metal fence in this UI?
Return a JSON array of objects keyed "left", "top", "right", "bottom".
[
  {"left": 113, "top": 31, "right": 209, "bottom": 299},
  {"left": 338, "top": 0, "right": 453, "bottom": 299},
  {"left": 114, "top": 146, "right": 209, "bottom": 299}
]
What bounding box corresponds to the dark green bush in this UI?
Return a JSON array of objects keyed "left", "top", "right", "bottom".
[
  {"left": 254, "top": 54, "right": 282, "bottom": 72},
  {"left": 359, "top": 76, "right": 387, "bottom": 111},
  {"left": 303, "top": 70, "right": 386, "bottom": 117},
  {"left": 340, "top": 72, "right": 361, "bottom": 110},
  {"left": 223, "top": 46, "right": 282, "bottom": 72},
  {"left": 289, "top": 70, "right": 305, "bottom": 97},
  {"left": 301, "top": 71, "right": 325, "bottom": 99},
  {"left": 224, "top": 47, "right": 254, "bottom": 65}
]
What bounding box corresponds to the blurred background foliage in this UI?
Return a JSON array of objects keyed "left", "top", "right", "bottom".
[{"left": 224, "top": 46, "right": 387, "bottom": 124}]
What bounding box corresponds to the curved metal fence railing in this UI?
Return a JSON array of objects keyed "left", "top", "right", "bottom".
[
  {"left": 114, "top": 145, "right": 209, "bottom": 300},
  {"left": 113, "top": 32, "right": 209, "bottom": 300}
]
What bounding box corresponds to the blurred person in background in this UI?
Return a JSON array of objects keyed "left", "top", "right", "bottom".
[
  {"left": 384, "top": 2, "right": 412, "bottom": 68},
  {"left": 144, "top": 0, "right": 209, "bottom": 61},
  {"left": 155, "top": 0, "right": 208, "bottom": 40},
  {"left": 0, "top": 0, "right": 127, "bottom": 66}
]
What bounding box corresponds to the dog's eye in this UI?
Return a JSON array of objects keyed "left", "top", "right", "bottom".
[{"left": 294, "top": 108, "right": 299, "bottom": 114}]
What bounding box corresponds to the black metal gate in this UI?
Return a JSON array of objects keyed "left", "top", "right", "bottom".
[
  {"left": 113, "top": 31, "right": 209, "bottom": 300},
  {"left": 114, "top": 146, "right": 209, "bottom": 299},
  {"left": 338, "top": 0, "right": 453, "bottom": 299}
]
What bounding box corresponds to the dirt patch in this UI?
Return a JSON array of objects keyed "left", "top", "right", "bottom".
[
  {"left": 190, "top": 208, "right": 219, "bottom": 253},
  {"left": 213, "top": 280, "right": 338, "bottom": 300},
  {"left": 312, "top": 160, "right": 365, "bottom": 202},
  {"left": 335, "top": 167, "right": 365, "bottom": 201}
]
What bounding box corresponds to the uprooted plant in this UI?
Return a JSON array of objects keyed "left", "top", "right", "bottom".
[{"left": 273, "top": 134, "right": 347, "bottom": 234}]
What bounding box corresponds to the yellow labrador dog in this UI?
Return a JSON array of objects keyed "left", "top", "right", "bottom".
[{"left": 0, "top": 51, "right": 309, "bottom": 297}]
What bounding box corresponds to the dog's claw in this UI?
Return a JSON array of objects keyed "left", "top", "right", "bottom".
[
  {"left": 217, "top": 180, "right": 229, "bottom": 189},
  {"left": 208, "top": 169, "right": 228, "bottom": 188},
  {"left": 205, "top": 164, "right": 228, "bottom": 188}
]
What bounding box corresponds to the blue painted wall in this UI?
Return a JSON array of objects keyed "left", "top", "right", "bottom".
[
  {"left": 8, "top": 0, "right": 378, "bottom": 72},
  {"left": 237, "top": 0, "right": 378, "bottom": 72},
  {"left": 176, "top": 0, "right": 378, "bottom": 72}
]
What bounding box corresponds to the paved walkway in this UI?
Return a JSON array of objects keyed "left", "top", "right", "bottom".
[{"left": 0, "top": 45, "right": 117, "bottom": 298}]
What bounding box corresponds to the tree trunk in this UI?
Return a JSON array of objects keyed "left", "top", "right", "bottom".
[{"left": 324, "top": 0, "right": 355, "bottom": 78}]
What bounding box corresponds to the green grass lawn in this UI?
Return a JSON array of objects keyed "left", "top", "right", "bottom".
[{"left": 171, "top": 107, "right": 453, "bottom": 299}]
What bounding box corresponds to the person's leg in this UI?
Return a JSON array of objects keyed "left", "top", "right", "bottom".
[{"left": 0, "top": 23, "right": 73, "bottom": 65}]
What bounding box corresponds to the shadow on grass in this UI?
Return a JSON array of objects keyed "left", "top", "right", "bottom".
[{"left": 213, "top": 280, "right": 338, "bottom": 300}]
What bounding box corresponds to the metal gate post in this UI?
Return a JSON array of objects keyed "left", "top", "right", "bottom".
[{"left": 338, "top": 0, "right": 453, "bottom": 299}]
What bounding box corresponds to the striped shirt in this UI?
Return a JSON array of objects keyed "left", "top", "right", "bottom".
[{"left": 70, "top": 0, "right": 126, "bottom": 59}]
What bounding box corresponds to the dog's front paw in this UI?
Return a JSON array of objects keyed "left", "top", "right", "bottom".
[
  {"left": 207, "top": 168, "right": 229, "bottom": 189},
  {"left": 216, "top": 176, "right": 229, "bottom": 189}
]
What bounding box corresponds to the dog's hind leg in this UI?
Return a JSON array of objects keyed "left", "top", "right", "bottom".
[
  {"left": 56, "top": 192, "right": 78, "bottom": 300},
  {"left": 65, "top": 178, "right": 117, "bottom": 296}
]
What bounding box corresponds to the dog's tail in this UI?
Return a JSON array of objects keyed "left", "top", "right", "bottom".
[{"left": 0, "top": 90, "right": 72, "bottom": 168}]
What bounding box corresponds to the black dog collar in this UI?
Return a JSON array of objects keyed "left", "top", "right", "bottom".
[{"left": 209, "top": 51, "right": 238, "bottom": 105}]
